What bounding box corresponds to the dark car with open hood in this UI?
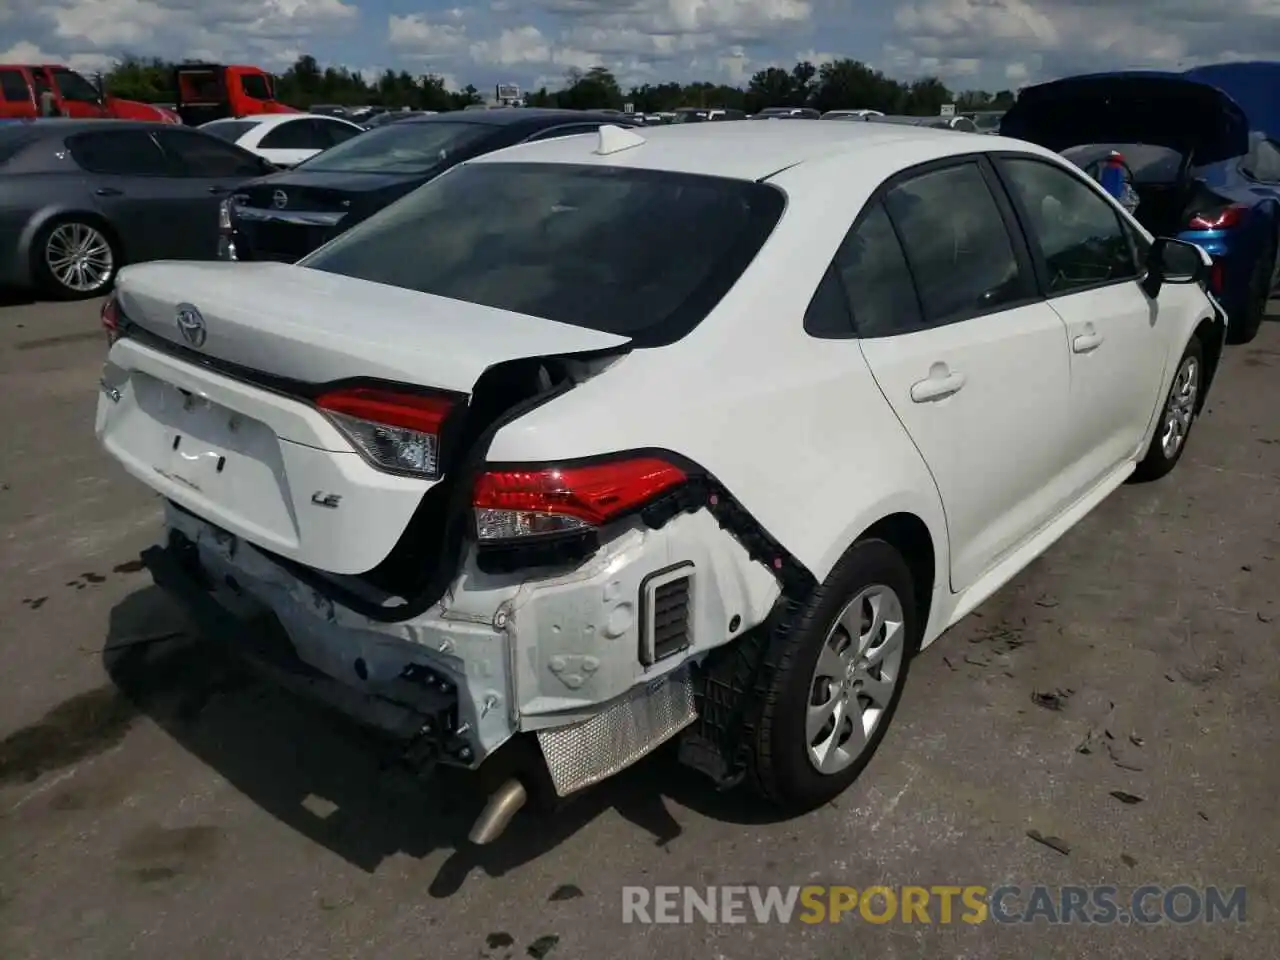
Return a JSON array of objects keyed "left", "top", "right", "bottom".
[
  {"left": 1001, "top": 70, "right": 1280, "bottom": 344},
  {"left": 221, "top": 108, "right": 639, "bottom": 263}
]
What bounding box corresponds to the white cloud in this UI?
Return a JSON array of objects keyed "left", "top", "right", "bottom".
[
  {"left": 5, "top": 0, "right": 1279, "bottom": 96},
  {"left": 0, "top": 40, "right": 114, "bottom": 72},
  {"left": 388, "top": 14, "right": 468, "bottom": 57},
  {"left": 889, "top": 0, "right": 1280, "bottom": 86}
]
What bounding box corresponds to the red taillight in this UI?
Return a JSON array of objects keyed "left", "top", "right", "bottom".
[
  {"left": 101, "top": 295, "right": 120, "bottom": 345},
  {"left": 472, "top": 456, "right": 688, "bottom": 542},
  {"left": 1188, "top": 204, "right": 1247, "bottom": 230},
  {"left": 315, "top": 386, "right": 456, "bottom": 479},
  {"left": 1210, "top": 259, "right": 1224, "bottom": 293}
]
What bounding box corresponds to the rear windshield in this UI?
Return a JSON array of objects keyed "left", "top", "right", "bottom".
[
  {"left": 295, "top": 121, "right": 491, "bottom": 174},
  {"left": 200, "top": 120, "right": 257, "bottom": 143},
  {"left": 301, "top": 161, "right": 785, "bottom": 344}
]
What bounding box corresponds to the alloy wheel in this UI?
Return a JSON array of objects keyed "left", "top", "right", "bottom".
[
  {"left": 805, "top": 584, "right": 907, "bottom": 775},
  {"left": 45, "top": 222, "right": 114, "bottom": 294},
  {"left": 1160, "top": 355, "right": 1199, "bottom": 460}
]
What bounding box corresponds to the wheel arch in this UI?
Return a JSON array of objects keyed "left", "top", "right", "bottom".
[
  {"left": 1193, "top": 311, "right": 1225, "bottom": 413},
  {"left": 857, "top": 512, "right": 938, "bottom": 640},
  {"left": 24, "top": 208, "right": 126, "bottom": 294},
  {"left": 815, "top": 489, "right": 950, "bottom": 645}
]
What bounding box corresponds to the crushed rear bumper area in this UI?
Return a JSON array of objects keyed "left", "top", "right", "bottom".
[{"left": 137, "top": 501, "right": 778, "bottom": 836}]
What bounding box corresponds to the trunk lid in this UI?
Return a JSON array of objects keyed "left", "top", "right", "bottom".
[
  {"left": 114, "top": 260, "right": 629, "bottom": 390},
  {"left": 101, "top": 261, "right": 629, "bottom": 576},
  {"left": 1001, "top": 72, "right": 1250, "bottom": 164}
]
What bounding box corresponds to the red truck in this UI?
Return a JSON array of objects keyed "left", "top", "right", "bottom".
[
  {"left": 173, "top": 64, "right": 300, "bottom": 124},
  {"left": 0, "top": 64, "right": 179, "bottom": 122}
]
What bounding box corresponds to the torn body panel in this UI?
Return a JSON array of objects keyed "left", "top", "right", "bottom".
[{"left": 156, "top": 495, "right": 779, "bottom": 783}]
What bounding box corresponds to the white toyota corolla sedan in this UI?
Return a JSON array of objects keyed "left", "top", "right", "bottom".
[{"left": 95, "top": 120, "right": 1225, "bottom": 843}]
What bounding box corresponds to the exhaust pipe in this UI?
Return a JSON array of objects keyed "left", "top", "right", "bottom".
[{"left": 468, "top": 778, "right": 527, "bottom": 845}]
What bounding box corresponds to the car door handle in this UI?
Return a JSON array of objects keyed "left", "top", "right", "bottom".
[
  {"left": 1072, "top": 332, "right": 1104, "bottom": 353},
  {"left": 910, "top": 367, "right": 966, "bottom": 402},
  {"left": 94, "top": 187, "right": 122, "bottom": 196},
  {"left": 208, "top": 185, "right": 229, "bottom": 194}
]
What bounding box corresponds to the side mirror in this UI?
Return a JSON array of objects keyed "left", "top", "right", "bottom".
[{"left": 1142, "top": 237, "right": 1211, "bottom": 298}]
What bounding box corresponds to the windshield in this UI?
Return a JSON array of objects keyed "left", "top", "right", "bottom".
[
  {"left": 240, "top": 73, "right": 273, "bottom": 101},
  {"left": 296, "top": 121, "right": 490, "bottom": 174},
  {"left": 973, "top": 113, "right": 1003, "bottom": 131},
  {"left": 301, "top": 161, "right": 785, "bottom": 343},
  {"left": 672, "top": 110, "right": 706, "bottom": 123},
  {"left": 52, "top": 69, "right": 99, "bottom": 103},
  {"left": 200, "top": 120, "right": 257, "bottom": 143}
]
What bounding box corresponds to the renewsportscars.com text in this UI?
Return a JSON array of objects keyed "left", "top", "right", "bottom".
[{"left": 621, "top": 885, "right": 1247, "bottom": 925}]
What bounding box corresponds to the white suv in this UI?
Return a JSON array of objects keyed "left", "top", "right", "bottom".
[{"left": 95, "top": 121, "right": 1225, "bottom": 843}]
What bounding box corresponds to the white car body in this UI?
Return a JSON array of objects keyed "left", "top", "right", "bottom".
[
  {"left": 822, "top": 109, "right": 886, "bottom": 119},
  {"left": 96, "top": 121, "right": 1224, "bottom": 837},
  {"left": 198, "top": 113, "right": 365, "bottom": 168}
]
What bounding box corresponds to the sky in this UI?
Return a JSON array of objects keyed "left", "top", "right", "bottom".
[{"left": 1, "top": 0, "right": 1278, "bottom": 95}]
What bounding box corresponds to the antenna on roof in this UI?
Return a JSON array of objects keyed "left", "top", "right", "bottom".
[{"left": 594, "top": 123, "right": 646, "bottom": 155}]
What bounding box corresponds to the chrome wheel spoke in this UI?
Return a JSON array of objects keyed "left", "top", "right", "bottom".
[
  {"left": 814, "top": 636, "right": 848, "bottom": 681},
  {"left": 805, "top": 583, "right": 907, "bottom": 776},
  {"left": 853, "top": 670, "right": 895, "bottom": 708},
  {"left": 1160, "top": 357, "right": 1198, "bottom": 459},
  {"left": 807, "top": 690, "right": 841, "bottom": 743},
  {"left": 46, "top": 223, "right": 113, "bottom": 292}
]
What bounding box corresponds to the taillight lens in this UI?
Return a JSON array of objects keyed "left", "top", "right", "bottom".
[
  {"left": 472, "top": 456, "right": 688, "bottom": 542},
  {"left": 315, "top": 386, "right": 456, "bottom": 480},
  {"left": 101, "top": 295, "right": 120, "bottom": 345},
  {"left": 1188, "top": 204, "right": 1247, "bottom": 230}
]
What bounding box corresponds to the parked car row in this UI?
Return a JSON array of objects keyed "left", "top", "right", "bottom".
[{"left": 3, "top": 66, "right": 1277, "bottom": 349}]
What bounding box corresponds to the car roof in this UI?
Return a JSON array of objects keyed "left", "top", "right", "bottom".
[
  {"left": 399, "top": 108, "right": 632, "bottom": 128},
  {"left": 214, "top": 113, "right": 359, "bottom": 127},
  {"left": 471, "top": 118, "right": 1048, "bottom": 182}
]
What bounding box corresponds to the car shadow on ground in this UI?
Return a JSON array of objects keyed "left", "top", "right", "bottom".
[
  {"left": 99, "top": 586, "right": 804, "bottom": 896},
  {"left": 0, "top": 286, "right": 36, "bottom": 308}
]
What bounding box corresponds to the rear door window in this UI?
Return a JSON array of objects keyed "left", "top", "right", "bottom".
[
  {"left": 0, "top": 69, "right": 30, "bottom": 102},
  {"left": 67, "top": 130, "right": 173, "bottom": 176},
  {"left": 199, "top": 120, "right": 257, "bottom": 143},
  {"left": 884, "top": 161, "right": 1029, "bottom": 326},
  {"left": 259, "top": 119, "right": 327, "bottom": 150},
  {"left": 315, "top": 118, "right": 361, "bottom": 146},
  {"left": 832, "top": 201, "right": 924, "bottom": 337},
  {"left": 154, "top": 128, "right": 263, "bottom": 177},
  {"left": 302, "top": 161, "right": 785, "bottom": 344}
]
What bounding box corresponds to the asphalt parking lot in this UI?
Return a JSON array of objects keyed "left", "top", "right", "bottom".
[{"left": 1, "top": 292, "right": 1277, "bottom": 960}]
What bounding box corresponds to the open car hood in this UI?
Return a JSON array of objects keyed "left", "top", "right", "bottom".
[
  {"left": 1000, "top": 72, "right": 1251, "bottom": 164},
  {"left": 1183, "top": 61, "right": 1280, "bottom": 142}
]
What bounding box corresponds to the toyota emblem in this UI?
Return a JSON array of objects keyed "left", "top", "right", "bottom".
[
  {"left": 175, "top": 303, "right": 207, "bottom": 348},
  {"left": 272, "top": 189, "right": 287, "bottom": 209}
]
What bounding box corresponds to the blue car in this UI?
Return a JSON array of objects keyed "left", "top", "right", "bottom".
[{"left": 1001, "top": 70, "right": 1280, "bottom": 344}]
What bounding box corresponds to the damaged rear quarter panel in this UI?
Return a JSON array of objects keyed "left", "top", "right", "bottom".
[{"left": 469, "top": 510, "right": 779, "bottom": 729}]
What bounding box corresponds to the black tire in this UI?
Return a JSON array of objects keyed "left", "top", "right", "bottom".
[
  {"left": 30, "top": 216, "right": 121, "bottom": 301},
  {"left": 749, "top": 538, "right": 920, "bottom": 811},
  {"left": 1225, "top": 239, "right": 1276, "bottom": 345},
  {"left": 1132, "top": 335, "right": 1204, "bottom": 483}
]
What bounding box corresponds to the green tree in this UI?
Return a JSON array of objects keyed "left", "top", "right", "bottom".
[
  {"left": 746, "top": 66, "right": 795, "bottom": 110},
  {"left": 97, "top": 51, "right": 1002, "bottom": 121}
]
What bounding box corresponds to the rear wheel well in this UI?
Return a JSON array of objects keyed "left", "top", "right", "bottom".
[
  {"left": 1193, "top": 315, "right": 1223, "bottom": 413},
  {"left": 29, "top": 211, "right": 127, "bottom": 290},
  {"left": 859, "top": 512, "right": 935, "bottom": 634}
]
